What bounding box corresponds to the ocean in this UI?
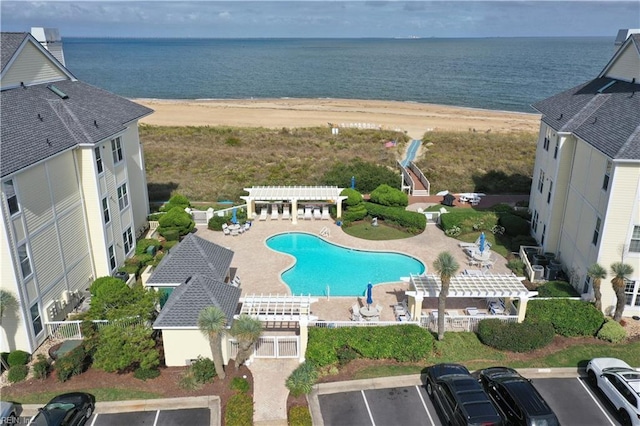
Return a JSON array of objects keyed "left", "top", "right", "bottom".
[{"left": 63, "top": 37, "right": 614, "bottom": 113}]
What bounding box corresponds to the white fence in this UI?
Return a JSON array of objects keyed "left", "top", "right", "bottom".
[
  {"left": 420, "top": 315, "right": 518, "bottom": 333},
  {"left": 228, "top": 336, "right": 300, "bottom": 359},
  {"left": 310, "top": 320, "right": 421, "bottom": 328},
  {"left": 408, "top": 161, "right": 430, "bottom": 196},
  {"left": 45, "top": 317, "right": 146, "bottom": 341}
]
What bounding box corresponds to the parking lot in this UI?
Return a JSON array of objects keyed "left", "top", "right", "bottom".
[
  {"left": 317, "top": 377, "right": 622, "bottom": 426},
  {"left": 18, "top": 408, "right": 211, "bottom": 426}
]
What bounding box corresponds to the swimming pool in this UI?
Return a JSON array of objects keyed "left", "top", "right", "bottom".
[{"left": 266, "top": 233, "right": 425, "bottom": 296}]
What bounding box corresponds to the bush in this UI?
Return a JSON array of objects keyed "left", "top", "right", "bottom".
[
  {"left": 7, "top": 350, "right": 30, "bottom": 367},
  {"left": 161, "top": 194, "right": 190, "bottom": 212},
  {"left": 439, "top": 210, "right": 499, "bottom": 234},
  {"left": 526, "top": 299, "right": 604, "bottom": 337},
  {"left": 225, "top": 393, "right": 253, "bottom": 426},
  {"left": 55, "top": 345, "right": 89, "bottom": 382},
  {"left": 158, "top": 206, "right": 195, "bottom": 237},
  {"left": 477, "top": 319, "right": 555, "bottom": 352},
  {"left": 134, "top": 367, "right": 161, "bottom": 381},
  {"left": 178, "top": 371, "right": 201, "bottom": 390},
  {"left": 498, "top": 213, "right": 530, "bottom": 236},
  {"left": 93, "top": 325, "right": 159, "bottom": 373},
  {"left": 231, "top": 377, "right": 250, "bottom": 393},
  {"left": 160, "top": 228, "right": 180, "bottom": 241},
  {"left": 32, "top": 354, "right": 50, "bottom": 380},
  {"left": 510, "top": 235, "right": 539, "bottom": 250},
  {"left": 288, "top": 406, "right": 313, "bottom": 426},
  {"left": 7, "top": 365, "right": 28, "bottom": 383},
  {"left": 369, "top": 184, "right": 408, "bottom": 207},
  {"left": 506, "top": 259, "right": 525, "bottom": 276},
  {"left": 342, "top": 204, "right": 367, "bottom": 223},
  {"left": 208, "top": 215, "right": 230, "bottom": 231},
  {"left": 286, "top": 362, "right": 319, "bottom": 397},
  {"left": 340, "top": 188, "right": 363, "bottom": 207},
  {"left": 336, "top": 345, "right": 360, "bottom": 366},
  {"left": 597, "top": 319, "right": 627, "bottom": 343},
  {"left": 323, "top": 159, "right": 402, "bottom": 194},
  {"left": 537, "top": 281, "right": 580, "bottom": 297},
  {"left": 135, "top": 239, "right": 162, "bottom": 256},
  {"left": 89, "top": 276, "right": 125, "bottom": 297},
  {"left": 363, "top": 202, "right": 426, "bottom": 233},
  {"left": 190, "top": 356, "right": 216, "bottom": 384},
  {"left": 491, "top": 203, "right": 515, "bottom": 213}
]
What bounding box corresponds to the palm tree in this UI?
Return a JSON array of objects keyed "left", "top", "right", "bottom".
[
  {"left": 0, "top": 289, "right": 18, "bottom": 370},
  {"left": 198, "top": 306, "right": 227, "bottom": 379},
  {"left": 610, "top": 262, "right": 634, "bottom": 321},
  {"left": 230, "top": 315, "right": 262, "bottom": 369},
  {"left": 433, "top": 251, "right": 460, "bottom": 341},
  {"left": 587, "top": 263, "right": 607, "bottom": 311}
]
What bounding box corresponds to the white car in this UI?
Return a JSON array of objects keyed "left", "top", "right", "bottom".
[{"left": 586, "top": 357, "right": 640, "bottom": 426}]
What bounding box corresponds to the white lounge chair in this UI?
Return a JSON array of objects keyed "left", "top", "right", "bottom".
[
  {"left": 231, "top": 276, "right": 241, "bottom": 287},
  {"left": 313, "top": 208, "right": 321, "bottom": 220},
  {"left": 222, "top": 223, "right": 231, "bottom": 236},
  {"left": 271, "top": 206, "right": 279, "bottom": 220},
  {"left": 282, "top": 206, "right": 290, "bottom": 220},
  {"left": 351, "top": 303, "right": 361, "bottom": 321},
  {"left": 259, "top": 208, "right": 267, "bottom": 221},
  {"left": 297, "top": 208, "right": 304, "bottom": 219},
  {"left": 321, "top": 205, "right": 330, "bottom": 220},
  {"left": 304, "top": 206, "right": 313, "bottom": 220}
]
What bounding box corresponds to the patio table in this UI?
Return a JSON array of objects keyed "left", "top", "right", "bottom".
[{"left": 360, "top": 306, "right": 379, "bottom": 320}]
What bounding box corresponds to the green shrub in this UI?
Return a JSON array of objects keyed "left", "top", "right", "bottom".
[
  {"left": 55, "top": 345, "right": 89, "bottom": 382},
  {"left": 363, "top": 202, "right": 426, "bottom": 233},
  {"left": 340, "top": 188, "right": 363, "bottom": 207},
  {"left": 225, "top": 393, "right": 253, "bottom": 426},
  {"left": 537, "top": 281, "right": 580, "bottom": 297},
  {"left": 491, "top": 203, "right": 514, "bottom": 213},
  {"left": 89, "top": 276, "right": 125, "bottom": 297},
  {"left": 148, "top": 213, "right": 164, "bottom": 221},
  {"left": 163, "top": 240, "right": 179, "bottom": 251},
  {"left": 32, "top": 354, "right": 50, "bottom": 380},
  {"left": 506, "top": 259, "right": 525, "bottom": 276},
  {"left": 439, "top": 210, "right": 499, "bottom": 234},
  {"left": 336, "top": 345, "right": 360, "bottom": 366},
  {"left": 477, "top": 319, "right": 554, "bottom": 352},
  {"left": 161, "top": 194, "right": 190, "bottom": 212},
  {"left": 208, "top": 215, "right": 230, "bottom": 231},
  {"left": 286, "top": 362, "right": 319, "bottom": 397},
  {"left": 135, "top": 239, "right": 162, "bottom": 255},
  {"left": 178, "top": 371, "right": 201, "bottom": 390},
  {"left": 526, "top": 299, "right": 604, "bottom": 337},
  {"left": 324, "top": 159, "right": 402, "bottom": 193},
  {"left": 369, "top": 184, "right": 408, "bottom": 207},
  {"left": 93, "top": 325, "right": 159, "bottom": 373},
  {"left": 7, "top": 350, "right": 30, "bottom": 367},
  {"left": 158, "top": 206, "right": 195, "bottom": 237},
  {"left": 7, "top": 365, "right": 28, "bottom": 383},
  {"left": 231, "top": 377, "right": 250, "bottom": 393},
  {"left": 288, "top": 406, "right": 313, "bottom": 426},
  {"left": 597, "top": 319, "right": 627, "bottom": 343},
  {"left": 511, "top": 235, "right": 539, "bottom": 250},
  {"left": 134, "top": 367, "right": 161, "bottom": 381},
  {"left": 161, "top": 228, "right": 180, "bottom": 241},
  {"left": 190, "top": 356, "right": 216, "bottom": 384},
  {"left": 342, "top": 204, "right": 367, "bottom": 222},
  {"left": 498, "top": 213, "right": 530, "bottom": 236}
]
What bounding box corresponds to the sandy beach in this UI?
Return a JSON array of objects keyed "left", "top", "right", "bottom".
[{"left": 134, "top": 98, "right": 541, "bottom": 139}]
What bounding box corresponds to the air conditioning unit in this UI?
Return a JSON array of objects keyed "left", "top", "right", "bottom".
[
  {"left": 45, "top": 300, "right": 59, "bottom": 321},
  {"left": 61, "top": 290, "right": 71, "bottom": 303}
]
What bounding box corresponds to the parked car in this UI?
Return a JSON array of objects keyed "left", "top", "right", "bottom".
[
  {"left": 477, "top": 367, "right": 559, "bottom": 426},
  {"left": 425, "top": 363, "right": 504, "bottom": 426},
  {"left": 586, "top": 357, "right": 640, "bottom": 426},
  {"left": 30, "top": 392, "right": 95, "bottom": 426},
  {"left": 1, "top": 401, "right": 17, "bottom": 425}
]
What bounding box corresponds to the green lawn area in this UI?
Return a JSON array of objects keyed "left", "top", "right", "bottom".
[
  {"left": 342, "top": 220, "right": 415, "bottom": 240},
  {"left": 2, "top": 388, "right": 162, "bottom": 405}
]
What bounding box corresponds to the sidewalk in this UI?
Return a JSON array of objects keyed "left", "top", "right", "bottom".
[{"left": 249, "top": 358, "right": 300, "bottom": 425}]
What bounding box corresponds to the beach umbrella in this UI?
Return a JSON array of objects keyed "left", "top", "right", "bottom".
[
  {"left": 366, "top": 282, "right": 373, "bottom": 308},
  {"left": 479, "top": 232, "right": 486, "bottom": 253},
  {"left": 351, "top": 176, "right": 356, "bottom": 189},
  {"left": 231, "top": 207, "right": 238, "bottom": 224}
]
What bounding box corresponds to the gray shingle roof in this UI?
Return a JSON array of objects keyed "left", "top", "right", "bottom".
[
  {"left": 532, "top": 77, "right": 640, "bottom": 160},
  {"left": 0, "top": 32, "right": 27, "bottom": 72},
  {"left": 148, "top": 234, "right": 234, "bottom": 285},
  {"left": 1, "top": 79, "right": 153, "bottom": 177},
  {"left": 152, "top": 274, "right": 241, "bottom": 329}
]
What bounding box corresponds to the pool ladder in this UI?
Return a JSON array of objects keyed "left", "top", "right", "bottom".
[{"left": 319, "top": 226, "right": 330, "bottom": 237}]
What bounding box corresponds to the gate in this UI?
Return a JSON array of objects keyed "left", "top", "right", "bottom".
[{"left": 229, "top": 336, "right": 299, "bottom": 359}]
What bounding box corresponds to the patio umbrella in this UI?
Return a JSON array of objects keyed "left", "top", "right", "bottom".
[
  {"left": 478, "top": 232, "right": 486, "bottom": 253},
  {"left": 351, "top": 176, "right": 356, "bottom": 189},
  {"left": 436, "top": 190, "right": 450, "bottom": 196},
  {"left": 231, "top": 207, "right": 238, "bottom": 224},
  {"left": 366, "top": 282, "right": 373, "bottom": 308}
]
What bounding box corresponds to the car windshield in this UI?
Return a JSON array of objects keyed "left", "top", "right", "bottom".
[
  {"left": 31, "top": 403, "right": 75, "bottom": 426},
  {"left": 464, "top": 400, "right": 500, "bottom": 419}
]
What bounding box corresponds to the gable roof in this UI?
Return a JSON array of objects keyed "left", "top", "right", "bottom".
[
  {"left": 532, "top": 77, "right": 640, "bottom": 161},
  {"left": 0, "top": 32, "right": 28, "bottom": 72},
  {"left": 152, "top": 274, "right": 241, "bottom": 329},
  {"left": 600, "top": 33, "right": 640, "bottom": 80},
  {"left": 147, "top": 233, "right": 234, "bottom": 285}
]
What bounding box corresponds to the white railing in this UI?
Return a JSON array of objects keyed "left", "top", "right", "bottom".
[
  {"left": 253, "top": 336, "right": 300, "bottom": 358},
  {"left": 520, "top": 245, "right": 543, "bottom": 282},
  {"left": 45, "top": 317, "right": 146, "bottom": 341},
  {"left": 309, "top": 320, "right": 421, "bottom": 328},
  {"left": 408, "top": 161, "right": 430, "bottom": 196},
  {"left": 420, "top": 314, "right": 518, "bottom": 333}
]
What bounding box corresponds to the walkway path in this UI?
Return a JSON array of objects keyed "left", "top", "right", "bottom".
[
  {"left": 400, "top": 139, "right": 421, "bottom": 167},
  {"left": 249, "top": 358, "right": 300, "bottom": 425}
]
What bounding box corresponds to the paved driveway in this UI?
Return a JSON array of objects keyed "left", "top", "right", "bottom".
[{"left": 90, "top": 408, "right": 211, "bottom": 425}]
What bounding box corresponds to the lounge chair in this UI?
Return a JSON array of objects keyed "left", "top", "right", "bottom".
[
  {"left": 271, "top": 206, "right": 279, "bottom": 220},
  {"left": 243, "top": 222, "right": 251, "bottom": 231},
  {"left": 351, "top": 303, "right": 361, "bottom": 321},
  {"left": 304, "top": 206, "right": 313, "bottom": 220},
  {"left": 222, "top": 223, "right": 231, "bottom": 236},
  {"left": 282, "top": 206, "right": 290, "bottom": 220},
  {"left": 259, "top": 208, "right": 268, "bottom": 221},
  {"left": 231, "top": 276, "right": 241, "bottom": 287},
  {"left": 313, "top": 208, "right": 321, "bottom": 220},
  {"left": 297, "top": 208, "right": 304, "bottom": 219},
  {"left": 321, "top": 205, "right": 330, "bottom": 220}
]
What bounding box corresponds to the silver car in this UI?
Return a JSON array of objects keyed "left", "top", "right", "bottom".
[
  {"left": 1, "top": 401, "right": 17, "bottom": 425},
  {"left": 586, "top": 357, "right": 640, "bottom": 426}
]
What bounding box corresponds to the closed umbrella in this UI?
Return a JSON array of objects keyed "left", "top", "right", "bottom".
[
  {"left": 351, "top": 176, "right": 356, "bottom": 189},
  {"left": 366, "top": 282, "right": 373, "bottom": 308},
  {"left": 479, "top": 232, "right": 486, "bottom": 253},
  {"left": 231, "top": 207, "right": 238, "bottom": 224}
]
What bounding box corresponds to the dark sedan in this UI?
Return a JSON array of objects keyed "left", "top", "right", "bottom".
[
  {"left": 478, "top": 367, "right": 559, "bottom": 426},
  {"left": 425, "top": 363, "right": 504, "bottom": 426},
  {"left": 30, "top": 392, "right": 95, "bottom": 426}
]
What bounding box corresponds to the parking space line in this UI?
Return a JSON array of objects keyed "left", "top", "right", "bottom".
[
  {"left": 415, "top": 385, "right": 436, "bottom": 426},
  {"left": 89, "top": 414, "right": 98, "bottom": 426},
  {"left": 577, "top": 378, "right": 616, "bottom": 426},
  {"left": 360, "top": 390, "right": 376, "bottom": 426},
  {"left": 153, "top": 409, "right": 160, "bottom": 426}
]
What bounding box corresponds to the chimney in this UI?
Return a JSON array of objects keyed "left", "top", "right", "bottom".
[
  {"left": 30, "top": 27, "right": 66, "bottom": 66},
  {"left": 614, "top": 29, "right": 640, "bottom": 52}
]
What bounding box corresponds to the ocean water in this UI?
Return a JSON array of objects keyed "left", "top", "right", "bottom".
[{"left": 63, "top": 37, "right": 613, "bottom": 113}]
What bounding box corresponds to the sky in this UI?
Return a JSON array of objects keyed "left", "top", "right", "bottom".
[{"left": 1, "top": 1, "right": 639, "bottom": 38}]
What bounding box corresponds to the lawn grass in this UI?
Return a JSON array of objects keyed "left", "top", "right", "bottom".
[
  {"left": 2, "top": 388, "right": 162, "bottom": 404},
  {"left": 342, "top": 221, "right": 415, "bottom": 240}
]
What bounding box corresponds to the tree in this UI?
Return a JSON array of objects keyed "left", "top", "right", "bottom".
[
  {"left": 433, "top": 251, "right": 460, "bottom": 341},
  {"left": 93, "top": 324, "right": 159, "bottom": 373},
  {"left": 0, "top": 289, "right": 18, "bottom": 370},
  {"left": 87, "top": 278, "right": 158, "bottom": 322},
  {"left": 198, "top": 306, "right": 228, "bottom": 379},
  {"left": 230, "top": 315, "right": 262, "bottom": 369},
  {"left": 158, "top": 206, "right": 195, "bottom": 237},
  {"left": 587, "top": 263, "right": 607, "bottom": 311},
  {"left": 610, "top": 262, "right": 634, "bottom": 321}
]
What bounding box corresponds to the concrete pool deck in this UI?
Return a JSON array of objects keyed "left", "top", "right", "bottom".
[{"left": 195, "top": 216, "right": 512, "bottom": 322}]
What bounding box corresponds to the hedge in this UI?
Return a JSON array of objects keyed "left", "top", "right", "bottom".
[
  {"left": 526, "top": 299, "right": 604, "bottom": 337},
  {"left": 7, "top": 350, "right": 30, "bottom": 367},
  {"left": 597, "top": 319, "right": 627, "bottom": 343},
  {"left": 135, "top": 239, "right": 162, "bottom": 255},
  {"left": 288, "top": 406, "right": 313, "bottom": 426},
  {"left": 498, "top": 213, "right": 530, "bottom": 236},
  {"left": 536, "top": 281, "right": 580, "bottom": 297},
  {"left": 8, "top": 365, "right": 28, "bottom": 383},
  {"left": 439, "top": 210, "right": 499, "bottom": 234},
  {"left": 340, "top": 188, "right": 364, "bottom": 207},
  {"left": 225, "top": 393, "right": 253, "bottom": 426},
  {"left": 363, "top": 202, "right": 426, "bottom": 233},
  {"left": 306, "top": 325, "right": 433, "bottom": 367},
  {"left": 158, "top": 206, "right": 195, "bottom": 237},
  {"left": 369, "top": 184, "right": 408, "bottom": 207},
  {"left": 477, "top": 319, "right": 555, "bottom": 352}
]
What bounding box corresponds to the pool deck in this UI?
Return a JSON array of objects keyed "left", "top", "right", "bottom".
[{"left": 196, "top": 216, "right": 513, "bottom": 322}]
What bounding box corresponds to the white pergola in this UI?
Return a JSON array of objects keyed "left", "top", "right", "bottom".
[
  {"left": 405, "top": 273, "right": 537, "bottom": 322},
  {"left": 241, "top": 186, "right": 347, "bottom": 224}
]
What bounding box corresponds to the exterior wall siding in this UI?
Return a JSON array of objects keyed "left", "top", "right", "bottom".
[
  {"left": 161, "top": 329, "right": 213, "bottom": 367},
  {"left": 605, "top": 43, "right": 640, "bottom": 82},
  {"left": 59, "top": 207, "right": 90, "bottom": 266},
  {"left": 30, "top": 226, "right": 63, "bottom": 296},
  {"left": 48, "top": 154, "right": 82, "bottom": 211},
  {"left": 1, "top": 42, "right": 67, "bottom": 88},
  {"left": 121, "top": 126, "right": 150, "bottom": 235},
  {"left": 19, "top": 164, "right": 53, "bottom": 232}
]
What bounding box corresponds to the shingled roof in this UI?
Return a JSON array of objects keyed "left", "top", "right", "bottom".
[
  {"left": 153, "top": 274, "right": 241, "bottom": 329},
  {"left": 532, "top": 77, "right": 640, "bottom": 161},
  {"left": 0, "top": 32, "right": 28, "bottom": 72},
  {"left": 147, "top": 233, "right": 234, "bottom": 285}
]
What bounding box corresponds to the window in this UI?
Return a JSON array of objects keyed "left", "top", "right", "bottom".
[
  {"left": 94, "top": 146, "right": 103, "bottom": 174},
  {"left": 541, "top": 224, "right": 546, "bottom": 245},
  {"left": 592, "top": 217, "right": 601, "bottom": 245},
  {"left": 630, "top": 226, "right": 640, "bottom": 253},
  {"left": 102, "top": 197, "right": 110, "bottom": 224},
  {"left": 553, "top": 139, "right": 559, "bottom": 159},
  {"left": 547, "top": 180, "right": 553, "bottom": 204},
  {"left": 537, "top": 170, "right": 545, "bottom": 193},
  {"left": 108, "top": 245, "right": 116, "bottom": 271},
  {"left": 602, "top": 160, "right": 612, "bottom": 191},
  {"left": 532, "top": 210, "right": 539, "bottom": 233},
  {"left": 123, "top": 227, "right": 133, "bottom": 254},
  {"left": 111, "top": 137, "right": 123, "bottom": 164},
  {"left": 30, "top": 303, "right": 43, "bottom": 336},
  {"left": 3, "top": 180, "right": 19, "bottom": 216},
  {"left": 117, "top": 184, "right": 129, "bottom": 211},
  {"left": 17, "top": 243, "right": 32, "bottom": 278},
  {"left": 624, "top": 280, "right": 640, "bottom": 307},
  {"left": 543, "top": 137, "right": 550, "bottom": 151}
]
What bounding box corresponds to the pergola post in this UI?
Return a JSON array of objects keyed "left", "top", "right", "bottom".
[
  {"left": 292, "top": 199, "right": 298, "bottom": 225},
  {"left": 298, "top": 318, "right": 308, "bottom": 363},
  {"left": 336, "top": 198, "right": 342, "bottom": 218},
  {"left": 517, "top": 297, "right": 529, "bottom": 322},
  {"left": 246, "top": 198, "right": 254, "bottom": 219},
  {"left": 409, "top": 293, "right": 423, "bottom": 321}
]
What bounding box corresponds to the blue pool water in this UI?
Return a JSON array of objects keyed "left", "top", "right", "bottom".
[{"left": 266, "top": 233, "right": 425, "bottom": 296}]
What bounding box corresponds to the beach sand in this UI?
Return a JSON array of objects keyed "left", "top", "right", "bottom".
[{"left": 134, "top": 98, "right": 541, "bottom": 139}]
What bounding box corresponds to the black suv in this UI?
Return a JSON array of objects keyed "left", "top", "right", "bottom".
[
  {"left": 426, "top": 363, "right": 504, "bottom": 426},
  {"left": 478, "top": 367, "right": 559, "bottom": 426}
]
